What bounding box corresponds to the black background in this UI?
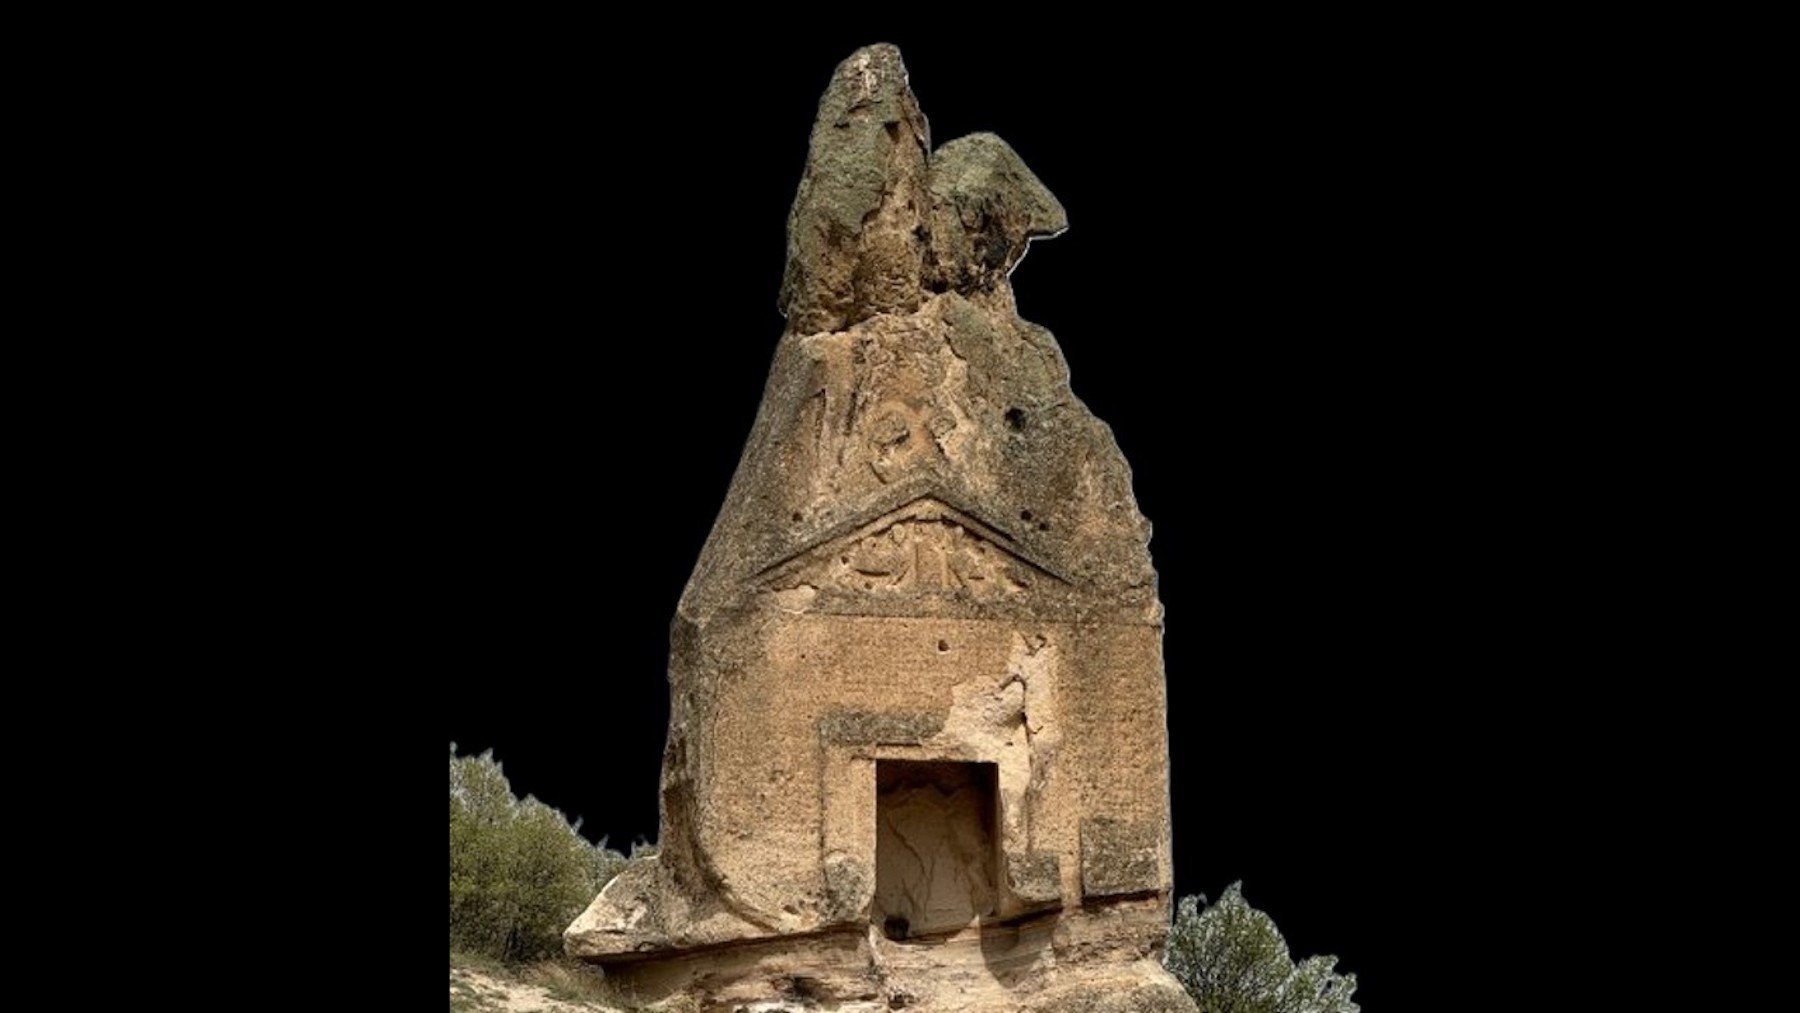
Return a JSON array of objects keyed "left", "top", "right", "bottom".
[{"left": 413, "top": 24, "right": 1579, "bottom": 1008}]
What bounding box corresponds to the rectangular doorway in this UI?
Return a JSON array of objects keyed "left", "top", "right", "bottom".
[{"left": 872, "top": 760, "right": 999, "bottom": 939}]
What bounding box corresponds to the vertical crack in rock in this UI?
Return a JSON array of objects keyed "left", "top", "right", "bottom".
[{"left": 566, "top": 42, "right": 1192, "bottom": 1013}]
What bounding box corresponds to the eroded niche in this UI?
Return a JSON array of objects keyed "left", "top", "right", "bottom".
[{"left": 873, "top": 760, "right": 1000, "bottom": 940}]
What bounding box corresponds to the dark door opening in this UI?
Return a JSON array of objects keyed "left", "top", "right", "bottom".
[{"left": 872, "top": 760, "right": 999, "bottom": 940}]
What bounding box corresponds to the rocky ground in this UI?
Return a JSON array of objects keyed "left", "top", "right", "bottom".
[{"left": 449, "top": 957, "right": 628, "bottom": 1013}]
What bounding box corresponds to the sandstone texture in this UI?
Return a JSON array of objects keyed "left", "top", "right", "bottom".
[{"left": 567, "top": 43, "right": 1192, "bottom": 1012}]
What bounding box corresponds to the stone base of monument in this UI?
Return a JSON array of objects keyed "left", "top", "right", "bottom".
[{"left": 598, "top": 898, "right": 1194, "bottom": 1012}]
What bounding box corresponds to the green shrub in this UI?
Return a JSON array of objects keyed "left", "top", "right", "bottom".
[
  {"left": 1165, "top": 882, "right": 1359, "bottom": 1013},
  {"left": 449, "top": 744, "right": 628, "bottom": 962}
]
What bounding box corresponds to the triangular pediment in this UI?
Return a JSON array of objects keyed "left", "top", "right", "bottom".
[{"left": 757, "top": 495, "right": 1066, "bottom": 601}]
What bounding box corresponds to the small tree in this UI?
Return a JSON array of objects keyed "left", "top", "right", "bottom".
[
  {"left": 1165, "top": 882, "right": 1358, "bottom": 1013},
  {"left": 449, "top": 744, "right": 628, "bottom": 962}
]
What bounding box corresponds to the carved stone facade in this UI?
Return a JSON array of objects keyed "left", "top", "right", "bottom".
[
  {"left": 566, "top": 44, "right": 1193, "bottom": 1013},
  {"left": 763, "top": 497, "right": 1053, "bottom": 606},
  {"left": 833, "top": 515, "right": 1025, "bottom": 596}
]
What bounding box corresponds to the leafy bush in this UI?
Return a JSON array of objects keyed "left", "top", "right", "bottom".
[
  {"left": 1165, "top": 882, "right": 1359, "bottom": 1013},
  {"left": 449, "top": 744, "right": 628, "bottom": 962}
]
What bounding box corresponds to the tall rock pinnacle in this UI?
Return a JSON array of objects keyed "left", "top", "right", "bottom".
[
  {"left": 781, "top": 44, "right": 932, "bottom": 334},
  {"left": 781, "top": 44, "right": 1068, "bottom": 334},
  {"left": 567, "top": 44, "right": 1193, "bottom": 1013}
]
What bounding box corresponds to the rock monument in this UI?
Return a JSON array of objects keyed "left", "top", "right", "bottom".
[{"left": 567, "top": 44, "right": 1195, "bottom": 1013}]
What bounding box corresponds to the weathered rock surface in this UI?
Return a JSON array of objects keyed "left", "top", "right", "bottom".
[{"left": 567, "top": 42, "right": 1192, "bottom": 1012}]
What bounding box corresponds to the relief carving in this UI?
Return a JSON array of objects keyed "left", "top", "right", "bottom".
[
  {"left": 757, "top": 496, "right": 1067, "bottom": 608},
  {"left": 836, "top": 518, "right": 1030, "bottom": 598}
]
